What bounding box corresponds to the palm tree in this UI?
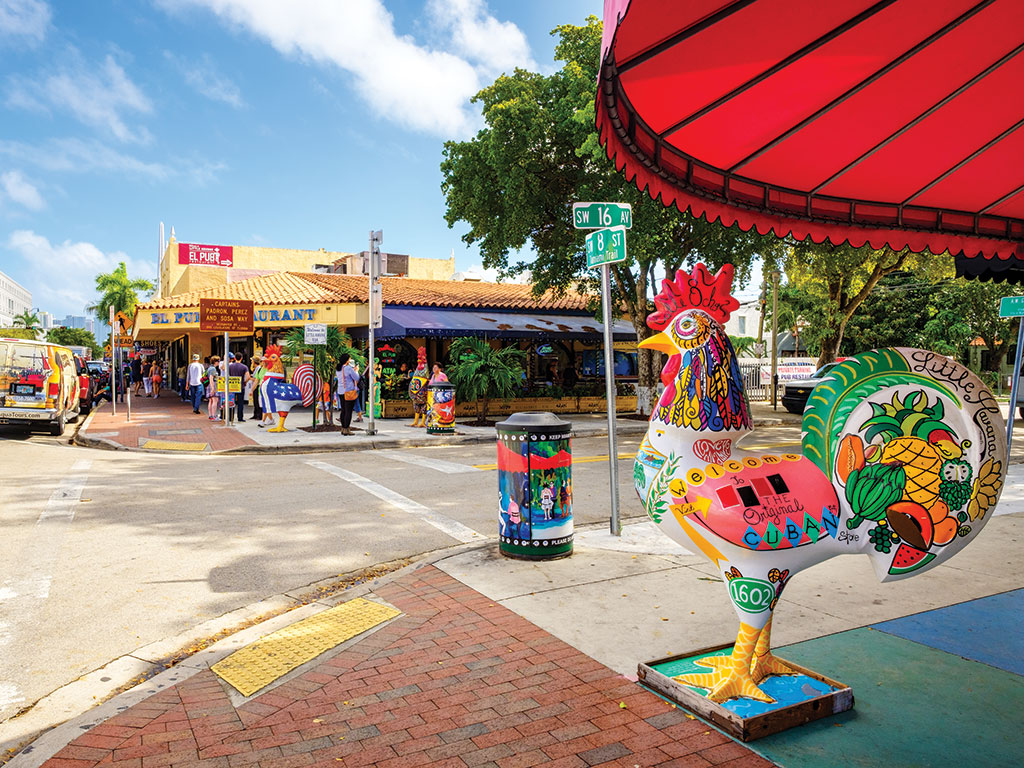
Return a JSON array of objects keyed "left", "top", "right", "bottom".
[
  {"left": 447, "top": 337, "right": 525, "bottom": 424},
  {"left": 11, "top": 310, "right": 40, "bottom": 332},
  {"left": 87, "top": 262, "right": 154, "bottom": 325}
]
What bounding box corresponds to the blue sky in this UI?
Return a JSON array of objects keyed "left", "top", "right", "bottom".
[{"left": 0, "top": 0, "right": 599, "bottom": 320}]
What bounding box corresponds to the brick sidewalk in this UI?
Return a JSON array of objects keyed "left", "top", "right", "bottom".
[
  {"left": 41, "top": 567, "right": 775, "bottom": 768},
  {"left": 82, "top": 391, "right": 257, "bottom": 452}
]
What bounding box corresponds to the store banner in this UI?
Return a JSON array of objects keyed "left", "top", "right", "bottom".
[{"left": 178, "top": 242, "right": 234, "bottom": 267}]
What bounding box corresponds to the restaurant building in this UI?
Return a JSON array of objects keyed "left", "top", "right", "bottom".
[{"left": 133, "top": 269, "right": 637, "bottom": 390}]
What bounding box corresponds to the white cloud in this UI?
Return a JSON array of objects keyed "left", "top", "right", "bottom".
[
  {"left": 165, "top": 51, "right": 245, "bottom": 108},
  {"left": 0, "top": 137, "right": 224, "bottom": 185},
  {"left": 0, "top": 0, "right": 50, "bottom": 43},
  {"left": 426, "top": 0, "right": 534, "bottom": 79},
  {"left": 0, "top": 170, "right": 44, "bottom": 210},
  {"left": 159, "top": 0, "right": 534, "bottom": 137},
  {"left": 7, "top": 54, "right": 152, "bottom": 143},
  {"left": 5, "top": 230, "right": 156, "bottom": 317}
]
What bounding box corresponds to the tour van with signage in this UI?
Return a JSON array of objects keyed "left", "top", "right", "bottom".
[{"left": 0, "top": 338, "right": 81, "bottom": 435}]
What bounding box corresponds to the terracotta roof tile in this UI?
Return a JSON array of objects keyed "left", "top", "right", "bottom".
[{"left": 138, "top": 272, "right": 591, "bottom": 312}]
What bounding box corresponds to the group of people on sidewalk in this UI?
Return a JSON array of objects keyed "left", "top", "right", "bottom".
[
  {"left": 183, "top": 352, "right": 273, "bottom": 425},
  {"left": 129, "top": 355, "right": 166, "bottom": 399}
]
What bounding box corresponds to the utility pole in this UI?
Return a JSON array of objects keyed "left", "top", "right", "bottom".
[
  {"left": 367, "top": 230, "right": 383, "bottom": 436},
  {"left": 771, "top": 270, "right": 780, "bottom": 410}
]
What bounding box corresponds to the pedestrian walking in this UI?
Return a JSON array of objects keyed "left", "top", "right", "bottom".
[
  {"left": 335, "top": 354, "right": 360, "bottom": 435},
  {"left": 177, "top": 362, "right": 187, "bottom": 400},
  {"left": 187, "top": 354, "right": 204, "bottom": 413},
  {"left": 150, "top": 359, "right": 163, "bottom": 398},
  {"left": 130, "top": 355, "right": 143, "bottom": 396},
  {"left": 351, "top": 359, "right": 364, "bottom": 423},
  {"left": 207, "top": 355, "right": 221, "bottom": 420},
  {"left": 142, "top": 357, "right": 154, "bottom": 397},
  {"left": 250, "top": 355, "right": 264, "bottom": 421},
  {"left": 227, "top": 352, "right": 251, "bottom": 422}
]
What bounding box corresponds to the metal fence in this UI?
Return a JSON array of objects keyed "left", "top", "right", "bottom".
[{"left": 739, "top": 362, "right": 770, "bottom": 402}]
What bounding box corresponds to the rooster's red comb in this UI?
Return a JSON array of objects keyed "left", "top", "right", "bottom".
[
  {"left": 647, "top": 263, "right": 739, "bottom": 331},
  {"left": 264, "top": 344, "right": 282, "bottom": 357}
]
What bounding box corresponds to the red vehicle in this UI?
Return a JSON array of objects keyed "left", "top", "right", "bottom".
[{"left": 74, "top": 355, "right": 94, "bottom": 415}]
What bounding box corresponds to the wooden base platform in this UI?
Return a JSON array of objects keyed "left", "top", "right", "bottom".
[{"left": 638, "top": 643, "right": 854, "bottom": 742}]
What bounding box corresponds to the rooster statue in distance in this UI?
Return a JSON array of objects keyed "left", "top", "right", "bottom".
[
  {"left": 634, "top": 264, "right": 1007, "bottom": 704},
  {"left": 259, "top": 345, "right": 309, "bottom": 433}
]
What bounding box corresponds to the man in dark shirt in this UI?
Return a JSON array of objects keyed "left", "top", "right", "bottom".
[
  {"left": 130, "top": 355, "right": 143, "bottom": 396},
  {"left": 227, "top": 353, "right": 251, "bottom": 422}
]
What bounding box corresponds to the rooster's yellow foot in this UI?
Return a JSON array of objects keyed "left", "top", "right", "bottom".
[
  {"left": 751, "top": 652, "right": 799, "bottom": 683},
  {"left": 674, "top": 668, "right": 775, "bottom": 703},
  {"left": 268, "top": 426, "right": 288, "bottom": 432}
]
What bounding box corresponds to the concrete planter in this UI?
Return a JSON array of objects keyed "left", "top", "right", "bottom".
[
  {"left": 615, "top": 395, "right": 638, "bottom": 412},
  {"left": 577, "top": 396, "right": 605, "bottom": 413}
]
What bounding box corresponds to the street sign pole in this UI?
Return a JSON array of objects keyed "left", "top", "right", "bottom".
[
  {"left": 601, "top": 263, "right": 621, "bottom": 536},
  {"left": 999, "top": 296, "right": 1024, "bottom": 448},
  {"left": 224, "top": 331, "right": 229, "bottom": 427},
  {"left": 109, "top": 306, "right": 116, "bottom": 417},
  {"left": 367, "top": 229, "right": 383, "bottom": 436},
  {"left": 1006, "top": 317, "right": 1023, "bottom": 448},
  {"left": 580, "top": 218, "right": 629, "bottom": 536}
]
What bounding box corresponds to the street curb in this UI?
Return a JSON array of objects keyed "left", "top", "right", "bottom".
[{"left": 68, "top": 418, "right": 797, "bottom": 456}]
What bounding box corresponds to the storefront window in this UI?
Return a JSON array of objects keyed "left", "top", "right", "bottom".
[{"left": 580, "top": 350, "right": 637, "bottom": 377}]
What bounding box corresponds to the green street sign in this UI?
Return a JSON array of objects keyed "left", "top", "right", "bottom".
[
  {"left": 999, "top": 295, "right": 1024, "bottom": 318},
  {"left": 573, "top": 201, "right": 632, "bottom": 229},
  {"left": 585, "top": 226, "right": 628, "bottom": 268}
]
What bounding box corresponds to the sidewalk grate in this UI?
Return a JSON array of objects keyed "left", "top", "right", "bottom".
[{"left": 211, "top": 597, "right": 401, "bottom": 697}]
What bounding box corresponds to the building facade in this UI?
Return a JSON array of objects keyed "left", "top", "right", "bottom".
[
  {"left": 0, "top": 270, "right": 32, "bottom": 327},
  {"left": 159, "top": 236, "right": 455, "bottom": 300}
]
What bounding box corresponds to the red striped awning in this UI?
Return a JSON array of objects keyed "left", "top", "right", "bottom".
[{"left": 597, "top": 0, "right": 1024, "bottom": 281}]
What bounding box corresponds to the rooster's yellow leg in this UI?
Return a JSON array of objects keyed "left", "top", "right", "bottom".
[
  {"left": 268, "top": 414, "right": 289, "bottom": 433},
  {"left": 750, "top": 617, "right": 799, "bottom": 683},
  {"left": 673, "top": 622, "right": 775, "bottom": 703}
]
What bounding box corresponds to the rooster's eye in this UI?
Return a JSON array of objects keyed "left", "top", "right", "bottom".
[{"left": 675, "top": 316, "right": 698, "bottom": 338}]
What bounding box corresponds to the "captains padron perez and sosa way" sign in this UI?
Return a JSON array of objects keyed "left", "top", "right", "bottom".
[{"left": 199, "top": 298, "right": 254, "bottom": 333}]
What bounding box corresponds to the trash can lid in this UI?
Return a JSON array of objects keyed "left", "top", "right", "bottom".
[{"left": 496, "top": 411, "right": 571, "bottom": 432}]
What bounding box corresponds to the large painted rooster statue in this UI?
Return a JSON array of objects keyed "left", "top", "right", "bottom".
[
  {"left": 634, "top": 264, "right": 1007, "bottom": 704},
  {"left": 259, "top": 345, "right": 310, "bottom": 433}
]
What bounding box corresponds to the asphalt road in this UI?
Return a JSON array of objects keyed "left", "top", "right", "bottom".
[{"left": 0, "top": 423, "right": 801, "bottom": 727}]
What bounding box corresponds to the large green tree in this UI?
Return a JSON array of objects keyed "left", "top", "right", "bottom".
[
  {"left": 779, "top": 242, "right": 953, "bottom": 367},
  {"left": 440, "top": 16, "right": 783, "bottom": 413},
  {"left": 87, "top": 262, "right": 154, "bottom": 326},
  {"left": 47, "top": 327, "right": 103, "bottom": 358},
  {"left": 923, "top": 279, "right": 1020, "bottom": 376}
]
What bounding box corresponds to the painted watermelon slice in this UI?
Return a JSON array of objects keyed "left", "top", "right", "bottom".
[{"left": 888, "top": 542, "right": 936, "bottom": 575}]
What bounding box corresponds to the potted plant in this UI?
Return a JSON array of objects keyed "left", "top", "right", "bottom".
[{"left": 446, "top": 338, "right": 525, "bottom": 425}]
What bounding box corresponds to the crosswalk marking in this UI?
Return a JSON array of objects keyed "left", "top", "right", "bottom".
[
  {"left": 0, "top": 459, "right": 92, "bottom": 717},
  {"left": 375, "top": 449, "right": 481, "bottom": 474},
  {"left": 306, "top": 460, "right": 486, "bottom": 543}
]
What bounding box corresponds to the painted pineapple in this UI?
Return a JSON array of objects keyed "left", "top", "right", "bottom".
[{"left": 860, "top": 391, "right": 963, "bottom": 508}]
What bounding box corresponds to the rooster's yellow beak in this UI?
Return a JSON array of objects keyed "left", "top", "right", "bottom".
[{"left": 638, "top": 331, "right": 676, "bottom": 355}]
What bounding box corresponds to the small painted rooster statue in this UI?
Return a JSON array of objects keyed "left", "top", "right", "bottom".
[
  {"left": 259, "top": 345, "right": 306, "bottom": 433},
  {"left": 634, "top": 264, "right": 1007, "bottom": 703}
]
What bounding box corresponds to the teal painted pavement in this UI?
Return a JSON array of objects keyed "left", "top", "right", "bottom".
[
  {"left": 653, "top": 648, "right": 838, "bottom": 719},
  {"left": 749, "top": 628, "right": 1024, "bottom": 768}
]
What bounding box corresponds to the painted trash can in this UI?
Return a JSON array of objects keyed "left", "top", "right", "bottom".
[
  {"left": 426, "top": 383, "right": 456, "bottom": 434},
  {"left": 496, "top": 412, "right": 573, "bottom": 560}
]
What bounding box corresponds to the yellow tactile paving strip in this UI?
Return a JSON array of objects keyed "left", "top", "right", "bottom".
[
  {"left": 141, "top": 439, "right": 210, "bottom": 451},
  {"left": 212, "top": 598, "right": 401, "bottom": 697}
]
